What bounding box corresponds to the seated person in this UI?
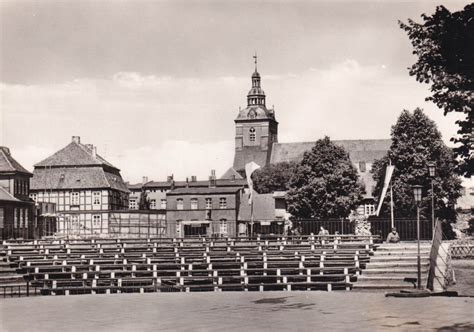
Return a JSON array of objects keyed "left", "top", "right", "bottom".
[
  {"left": 318, "top": 226, "right": 329, "bottom": 236},
  {"left": 386, "top": 227, "right": 400, "bottom": 243}
]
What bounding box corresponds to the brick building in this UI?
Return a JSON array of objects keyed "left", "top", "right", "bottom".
[
  {"left": 166, "top": 186, "right": 242, "bottom": 238},
  {"left": 0, "top": 146, "right": 35, "bottom": 239},
  {"left": 30, "top": 136, "right": 129, "bottom": 236}
]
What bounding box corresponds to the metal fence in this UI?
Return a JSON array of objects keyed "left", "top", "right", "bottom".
[
  {"left": 296, "top": 219, "right": 355, "bottom": 235},
  {"left": 369, "top": 217, "right": 433, "bottom": 241}
]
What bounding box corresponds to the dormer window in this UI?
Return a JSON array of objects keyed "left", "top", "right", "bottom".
[{"left": 249, "top": 127, "right": 256, "bottom": 142}]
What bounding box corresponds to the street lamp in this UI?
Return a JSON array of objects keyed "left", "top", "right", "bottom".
[
  {"left": 427, "top": 161, "right": 436, "bottom": 233},
  {"left": 412, "top": 185, "right": 423, "bottom": 290}
]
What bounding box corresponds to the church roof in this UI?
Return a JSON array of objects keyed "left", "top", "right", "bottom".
[
  {"left": 0, "top": 147, "right": 32, "bottom": 175},
  {"left": 35, "top": 140, "right": 118, "bottom": 170},
  {"left": 270, "top": 139, "right": 391, "bottom": 164},
  {"left": 236, "top": 105, "right": 276, "bottom": 121}
]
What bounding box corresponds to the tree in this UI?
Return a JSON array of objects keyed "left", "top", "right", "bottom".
[
  {"left": 371, "top": 109, "right": 462, "bottom": 221},
  {"left": 286, "top": 137, "right": 364, "bottom": 219},
  {"left": 138, "top": 188, "right": 150, "bottom": 210},
  {"left": 252, "top": 161, "right": 297, "bottom": 194},
  {"left": 399, "top": 4, "right": 474, "bottom": 177}
]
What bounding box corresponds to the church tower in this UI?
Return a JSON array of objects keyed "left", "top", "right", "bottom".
[{"left": 233, "top": 56, "right": 278, "bottom": 171}]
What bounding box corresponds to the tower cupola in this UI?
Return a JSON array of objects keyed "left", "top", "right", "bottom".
[{"left": 247, "top": 54, "right": 266, "bottom": 106}]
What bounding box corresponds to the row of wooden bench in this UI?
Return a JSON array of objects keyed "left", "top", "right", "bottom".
[
  {"left": 2, "top": 234, "right": 378, "bottom": 246},
  {"left": 1, "top": 236, "right": 378, "bottom": 295}
]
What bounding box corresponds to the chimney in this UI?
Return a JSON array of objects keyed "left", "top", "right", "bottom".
[
  {"left": 167, "top": 175, "right": 174, "bottom": 182},
  {"left": 171, "top": 180, "right": 175, "bottom": 190},
  {"left": 0, "top": 147, "right": 10, "bottom": 155},
  {"left": 72, "top": 136, "right": 81, "bottom": 144},
  {"left": 85, "top": 144, "right": 93, "bottom": 150},
  {"left": 142, "top": 176, "right": 148, "bottom": 184},
  {"left": 209, "top": 170, "right": 216, "bottom": 188},
  {"left": 191, "top": 176, "right": 197, "bottom": 182},
  {"left": 92, "top": 146, "right": 97, "bottom": 159},
  {"left": 186, "top": 177, "right": 189, "bottom": 188}
]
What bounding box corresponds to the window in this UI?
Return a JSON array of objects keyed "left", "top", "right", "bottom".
[
  {"left": 219, "top": 219, "right": 228, "bottom": 235},
  {"left": 205, "top": 198, "right": 212, "bottom": 209},
  {"left": 150, "top": 199, "right": 156, "bottom": 209},
  {"left": 22, "top": 209, "right": 26, "bottom": 228},
  {"left": 249, "top": 127, "right": 256, "bottom": 142},
  {"left": 129, "top": 198, "right": 137, "bottom": 210},
  {"left": 93, "top": 215, "right": 101, "bottom": 227},
  {"left": 71, "top": 192, "right": 80, "bottom": 206},
  {"left": 219, "top": 198, "right": 227, "bottom": 209},
  {"left": 160, "top": 199, "right": 167, "bottom": 209},
  {"left": 177, "top": 198, "right": 184, "bottom": 210},
  {"left": 30, "top": 193, "right": 37, "bottom": 202},
  {"left": 14, "top": 208, "right": 18, "bottom": 228},
  {"left": 71, "top": 215, "right": 79, "bottom": 229},
  {"left": 359, "top": 161, "right": 366, "bottom": 173},
  {"left": 191, "top": 198, "right": 198, "bottom": 210},
  {"left": 93, "top": 191, "right": 101, "bottom": 205},
  {"left": 0, "top": 208, "right": 4, "bottom": 228},
  {"left": 364, "top": 204, "right": 375, "bottom": 216}
]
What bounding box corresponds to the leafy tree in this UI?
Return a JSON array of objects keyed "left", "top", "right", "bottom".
[
  {"left": 138, "top": 188, "right": 150, "bottom": 210},
  {"left": 399, "top": 4, "right": 474, "bottom": 177},
  {"left": 286, "top": 137, "right": 363, "bottom": 219},
  {"left": 371, "top": 109, "right": 462, "bottom": 221},
  {"left": 252, "top": 161, "right": 297, "bottom": 194}
]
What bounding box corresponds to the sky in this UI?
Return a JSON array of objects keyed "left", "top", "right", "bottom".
[{"left": 0, "top": 0, "right": 469, "bottom": 183}]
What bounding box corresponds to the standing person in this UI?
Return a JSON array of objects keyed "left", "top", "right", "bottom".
[{"left": 386, "top": 227, "right": 400, "bottom": 243}]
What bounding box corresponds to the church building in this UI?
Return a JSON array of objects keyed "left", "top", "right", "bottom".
[
  {"left": 224, "top": 57, "right": 391, "bottom": 218},
  {"left": 233, "top": 59, "right": 278, "bottom": 171}
]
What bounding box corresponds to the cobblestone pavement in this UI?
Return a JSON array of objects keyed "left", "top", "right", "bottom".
[{"left": 1, "top": 292, "right": 473, "bottom": 331}]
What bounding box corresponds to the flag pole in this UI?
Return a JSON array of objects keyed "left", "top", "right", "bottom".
[
  {"left": 250, "top": 198, "right": 254, "bottom": 238},
  {"left": 389, "top": 159, "right": 394, "bottom": 229}
]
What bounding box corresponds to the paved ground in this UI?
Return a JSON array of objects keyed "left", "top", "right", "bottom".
[
  {"left": 1, "top": 291, "right": 473, "bottom": 331},
  {"left": 448, "top": 260, "right": 474, "bottom": 296}
]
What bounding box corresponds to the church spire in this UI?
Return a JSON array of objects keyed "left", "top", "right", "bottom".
[
  {"left": 247, "top": 54, "right": 265, "bottom": 106},
  {"left": 253, "top": 52, "right": 258, "bottom": 72}
]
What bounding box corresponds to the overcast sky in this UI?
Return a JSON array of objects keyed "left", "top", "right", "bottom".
[{"left": 0, "top": 0, "right": 469, "bottom": 183}]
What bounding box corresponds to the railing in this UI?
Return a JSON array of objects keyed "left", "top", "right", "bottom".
[
  {"left": 296, "top": 219, "right": 355, "bottom": 235},
  {"left": 0, "top": 283, "right": 41, "bottom": 298},
  {"left": 368, "top": 217, "right": 433, "bottom": 241}
]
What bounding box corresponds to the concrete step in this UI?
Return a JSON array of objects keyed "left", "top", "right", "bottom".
[
  {"left": 374, "top": 252, "right": 430, "bottom": 257},
  {"left": 376, "top": 244, "right": 431, "bottom": 251},
  {"left": 352, "top": 284, "right": 416, "bottom": 290},
  {"left": 365, "top": 262, "right": 429, "bottom": 269},
  {"left": 370, "top": 256, "right": 428, "bottom": 262},
  {"left": 361, "top": 268, "right": 429, "bottom": 275},
  {"left": 357, "top": 275, "right": 427, "bottom": 281}
]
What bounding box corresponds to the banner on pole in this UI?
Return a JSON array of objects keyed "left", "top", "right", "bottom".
[
  {"left": 245, "top": 161, "right": 261, "bottom": 205},
  {"left": 376, "top": 165, "right": 395, "bottom": 216}
]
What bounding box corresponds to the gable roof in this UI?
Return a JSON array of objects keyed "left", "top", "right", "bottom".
[
  {"left": 270, "top": 139, "right": 391, "bottom": 164},
  {"left": 220, "top": 167, "right": 245, "bottom": 180},
  {"left": 0, "top": 186, "right": 22, "bottom": 202},
  {"left": 31, "top": 167, "right": 129, "bottom": 192},
  {"left": 0, "top": 147, "right": 32, "bottom": 175},
  {"left": 34, "top": 141, "right": 118, "bottom": 170}
]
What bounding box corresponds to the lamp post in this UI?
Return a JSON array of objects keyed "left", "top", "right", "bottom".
[
  {"left": 412, "top": 185, "right": 423, "bottom": 290},
  {"left": 427, "top": 162, "right": 436, "bottom": 233}
]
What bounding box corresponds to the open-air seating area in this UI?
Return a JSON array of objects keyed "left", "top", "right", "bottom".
[{"left": 0, "top": 235, "right": 379, "bottom": 296}]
